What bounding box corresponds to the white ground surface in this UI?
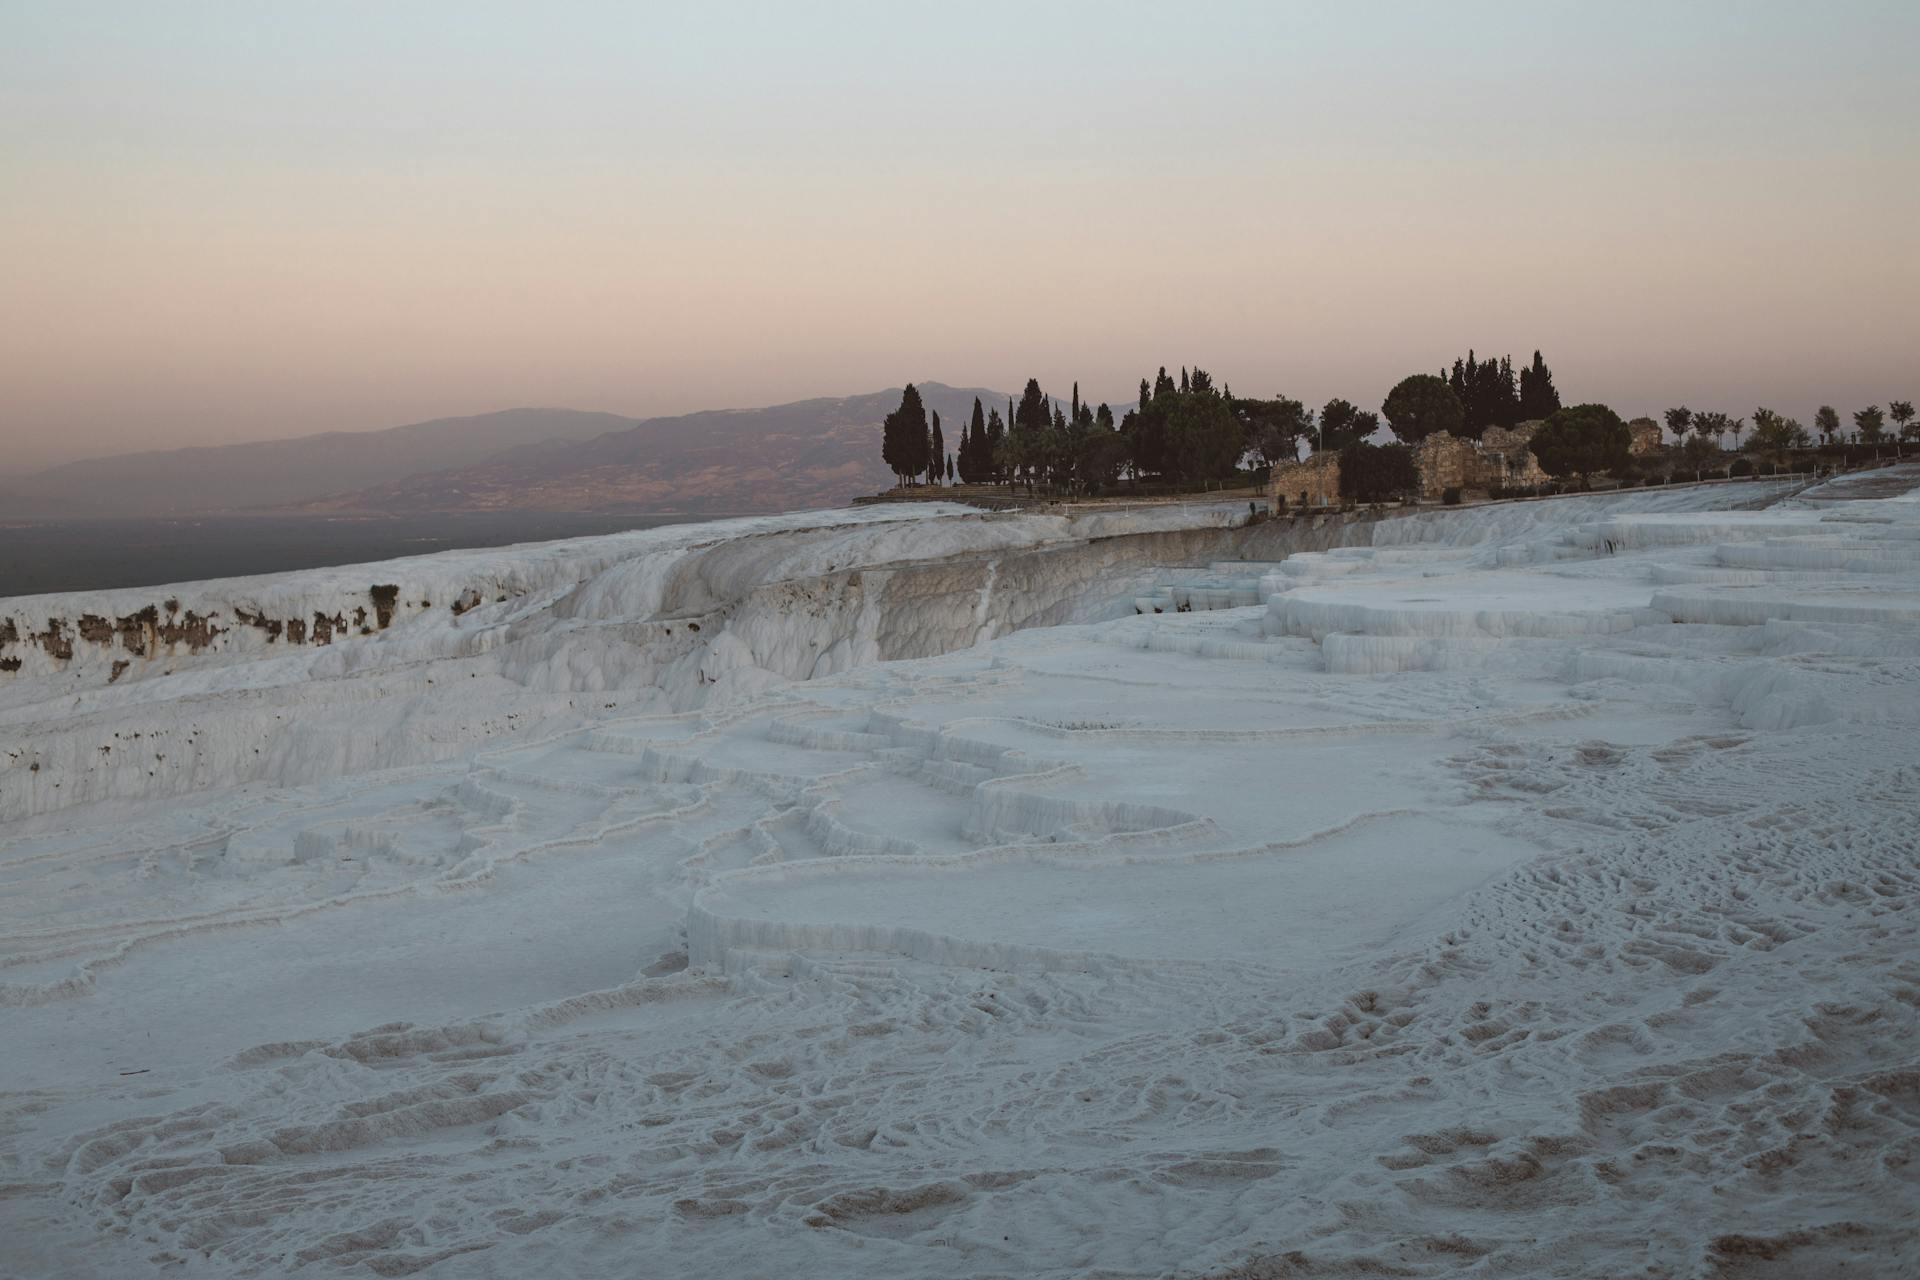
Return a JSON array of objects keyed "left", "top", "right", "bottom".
[{"left": 3, "top": 474, "right": 1918, "bottom": 1278}]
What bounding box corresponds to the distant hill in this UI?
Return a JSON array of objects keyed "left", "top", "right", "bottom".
[
  {"left": 0, "top": 486, "right": 84, "bottom": 519},
  {"left": 14, "top": 408, "right": 638, "bottom": 517},
  {"left": 295, "top": 384, "right": 1015, "bottom": 516}
]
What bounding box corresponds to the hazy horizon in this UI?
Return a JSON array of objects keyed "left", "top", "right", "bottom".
[{"left": 4, "top": 1, "right": 1915, "bottom": 472}]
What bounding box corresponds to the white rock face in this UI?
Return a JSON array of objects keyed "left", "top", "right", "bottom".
[
  {"left": 0, "top": 502, "right": 1297, "bottom": 820},
  {"left": 3, "top": 470, "right": 1918, "bottom": 1278}
]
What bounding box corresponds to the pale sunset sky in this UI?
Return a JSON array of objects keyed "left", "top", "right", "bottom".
[{"left": 2, "top": 1, "right": 1914, "bottom": 470}]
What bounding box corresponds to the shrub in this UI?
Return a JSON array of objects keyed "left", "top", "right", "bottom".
[
  {"left": 369, "top": 584, "right": 401, "bottom": 629},
  {"left": 1337, "top": 441, "right": 1419, "bottom": 503},
  {"left": 1729, "top": 457, "right": 1754, "bottom": 477},
  {"left": 1442, "top": 486, "right": 1462, "bottom": 506}
]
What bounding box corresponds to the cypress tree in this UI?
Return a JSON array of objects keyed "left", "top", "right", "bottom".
[
  {"left": 1444, "top": 350, "right": 1522, "bottom": 438},
  {"left": 1518, "top": 351, "right": 1561, "bottom": 419},
  {"left": 959, "top": 397, "right": 986, "bottom": 483},
  {"left": 930, "top": 412, "right": 944, "bottom": 485},
  {"left": 987, "top": 406, "right": 1006, "bottom": 483},
  {"left": 1495, "top": 355, "right": 1518, "bottom": 428},
  {"left": 1447, "top": 353, "right": 1473, "bottom": 429},
  {"left": 1443, "top": 351, "right": 1525, "bottom": 435},
  {"left": 1008, "top": 395, "right": 1017, "bottom": 480},
  {"left": 1015, "top": 379, "right": 1050, "bottom": 437},
  {"left": 881, "top": 383, "right": 930, "bottom": 486}
]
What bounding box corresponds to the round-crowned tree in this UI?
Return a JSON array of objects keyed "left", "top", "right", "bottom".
[
  {"left": 1381, "top": 375, "right": 1464, "bottom": 444},
  {"left": 1528, "top": 403, "right": 1632, "bottom": 485}
]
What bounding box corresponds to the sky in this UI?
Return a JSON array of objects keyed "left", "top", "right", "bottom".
[{"left": 2, "top": 1, "right": 1915, "bottom": 471}]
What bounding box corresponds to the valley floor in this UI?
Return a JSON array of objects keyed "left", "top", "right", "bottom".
[{"left": 2, "top": 474, "right": 1917, "bottom": 1278}]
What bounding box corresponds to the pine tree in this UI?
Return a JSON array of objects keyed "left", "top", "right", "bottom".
[
  {"left": 1319, "top": 399, "right": 1377, "bottom": 452},
  {"left": 1382, "top": 374, "right": 1465, "bottom": 443},
  {"left": 1529, "top": 404, "right": 1631, "bottom": 485}
]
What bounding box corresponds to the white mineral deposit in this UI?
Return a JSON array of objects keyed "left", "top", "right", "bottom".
[{"left": 3, "top": 471, "right": 1916, "bottom": 1277}]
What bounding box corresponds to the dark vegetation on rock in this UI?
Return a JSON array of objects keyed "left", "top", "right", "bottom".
[{"left": 370, "top": 584, "right": 401, "bottom": 629}]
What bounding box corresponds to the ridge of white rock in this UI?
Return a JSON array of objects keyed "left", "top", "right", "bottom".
[
  {"left": 2, "top": 469, "right": 1916, "bottom": 1278},
  {"left": 3, "top": 501, "right": 1320, "bottom": 820}
]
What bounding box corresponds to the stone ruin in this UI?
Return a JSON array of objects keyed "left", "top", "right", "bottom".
[
  {"left": 1266, "top": 451, "right": 1343, "bottom": 508},
  {"left": 1270, "top": 423, "right": 1554, "bottom": 505}
]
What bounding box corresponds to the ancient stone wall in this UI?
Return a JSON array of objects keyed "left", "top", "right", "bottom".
[
  {"left": 1481, "top": 422, "right": 1551, "bottom": 488},
  {"left": 1268, "top": 452, "right": 1342, "bottom": 508},
  {"left": 1270, "top": 427, "right": 1560, "bottom": 505},
  {"left": 1412, "top": 434, "right": 1482, "bottom": 498}
]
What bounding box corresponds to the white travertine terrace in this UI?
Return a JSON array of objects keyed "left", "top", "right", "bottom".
[{"left": 2, "top": 470, "right": 1916, "bottom": 1277}]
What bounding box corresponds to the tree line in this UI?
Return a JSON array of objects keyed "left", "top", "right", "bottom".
[
  {"left": 880, "top": 355, "right": 1909, "bottom": 498},
  {"left": 1663, "top": 402, "right": 1916, "bottom": 451},
  {"left": 882, "top": 354, "right": 1550, "bottom": 496}
]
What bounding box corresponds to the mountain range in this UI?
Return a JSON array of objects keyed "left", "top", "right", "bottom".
[
  {"left": 1, "top": 408, "right": 633, "bottom": 518},
  {"left": 2, "top": 385, "right": 1017, "bottom": 519},
  {"left": 293, "top": 385, "right": 1010, "bottom": 516}
]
